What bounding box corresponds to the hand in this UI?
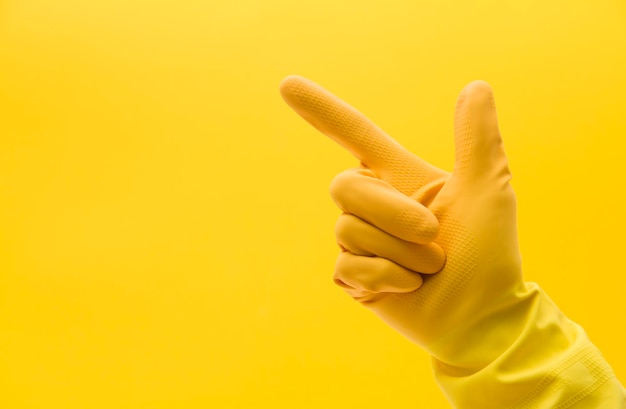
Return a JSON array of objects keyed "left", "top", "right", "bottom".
[{"left": 280, "top": 76, "right": 528, "bottom": 370}]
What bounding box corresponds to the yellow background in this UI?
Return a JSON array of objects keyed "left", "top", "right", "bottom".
[{"left": 1, "top": 1, "right": 625, "bottom": 408}]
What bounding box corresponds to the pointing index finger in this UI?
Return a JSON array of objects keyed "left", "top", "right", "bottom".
[
  {"left": 280, "top": 75, "right": 413, "bottom": 173},
  {"left": 280, "top": 76, "right": 407, "bottom": 168}
]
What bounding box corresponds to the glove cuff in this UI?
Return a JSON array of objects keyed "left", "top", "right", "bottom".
[{"left": 432, "top": 283, "right": 623, "bottom": 408}]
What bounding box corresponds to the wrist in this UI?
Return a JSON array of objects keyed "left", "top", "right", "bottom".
[
  {"left": 431, "top": 284, "right": 616, "bottom": 408},
  {"left": 427, "top": 281, "right": 540, "bottom": 371}
]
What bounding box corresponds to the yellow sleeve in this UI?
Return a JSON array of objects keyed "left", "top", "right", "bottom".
[{"left": 434, "top": 283, "right": 626, "bottom": 409}]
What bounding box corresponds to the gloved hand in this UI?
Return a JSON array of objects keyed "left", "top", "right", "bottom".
[
  {"left": 279, "top": 76, "right": 623, "bottom": 408},
  {"left": 280, "top": 75, "right": 525, "bottom": 370}
]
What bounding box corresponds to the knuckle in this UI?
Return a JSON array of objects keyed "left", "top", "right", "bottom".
[
  {"left": 333, "top": 214, "right": 355, "bottom": 243},
  {"left": 332, "top": 256, "right": 352, "bottom": 287},
  {"left": 329, "top": 168, "right": 361, "bottom": 203}
]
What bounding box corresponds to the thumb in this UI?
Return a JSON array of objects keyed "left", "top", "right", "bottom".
[{"left": 452, "top": 80, "right": 511, "bottom": 186}]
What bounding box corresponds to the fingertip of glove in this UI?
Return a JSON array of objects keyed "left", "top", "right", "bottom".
[
  {"left": 463, "top": 80, "right": 493, "bottom": 94},
  {"left": 422, "top": 242, "right": 446, "bottom": 275},
  {"left": 422, "top": 212, "right": 441, "bottom": 243},
  {"left": 459, "top": 80, "right": 496, "bottom": 109},
  {"left": 400, "top": 209, "right": 440, "bottom": 245},
  {"left": 279, "top": 75, "right": 310, "bottom": 103}
]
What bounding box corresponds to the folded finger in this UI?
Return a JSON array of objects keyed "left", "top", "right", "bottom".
[
  {"left": 335, "top": 214, "right": 445, "bottom": 274},
  {"left": 334, "top": 251, "right": 424, "bottom": 298},
  {"left": 330, "top": 168, "right": 439, "bottom": 244}
]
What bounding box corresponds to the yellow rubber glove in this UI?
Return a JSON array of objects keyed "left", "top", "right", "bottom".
[{"left": 280, "top": 75, "right": 625, "bottom": 408}]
